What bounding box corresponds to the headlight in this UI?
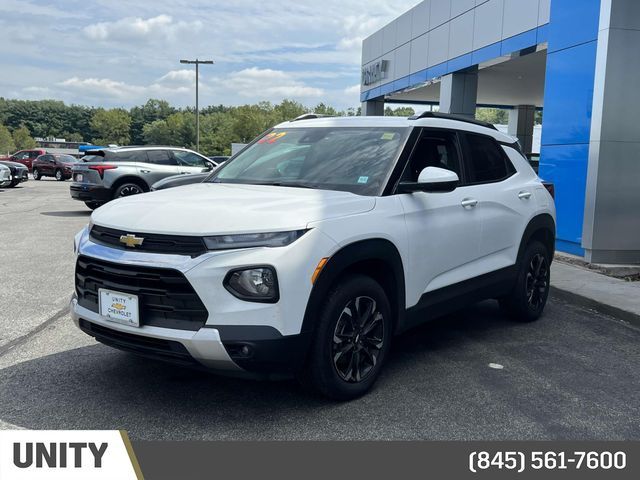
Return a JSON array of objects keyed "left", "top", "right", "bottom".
[
  {"left": 224, "top": 267, "right": 279, "bottom": 302},
  {"left": 203, "top": 230, "right": 306, "bottom": 251}
]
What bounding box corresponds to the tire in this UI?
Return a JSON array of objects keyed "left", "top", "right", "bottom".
[
  {"left": 55, "top": 169, "right": 64, "bottom": 181},
  {"left": 114, "top": 182, "right": 144, "bottom": 198},
  {"left": 33, "top": 168, "right": 41, "bottom": 180},
  {"left": 9, "top": 179, "right": 19, "bottom": 187},
  {"left": 299, "top": 274, "right": 393, "bottom": 400},
  {"left": 500, "top": 240, "right": 551, "bottom": 322},
  {"left": 84, "top": 201, "right": 102, "bottom": 210}
]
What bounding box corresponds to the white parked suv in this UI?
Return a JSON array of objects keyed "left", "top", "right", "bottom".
[{"left": 71, "top": 113, "right": 556, "bottom": 400}]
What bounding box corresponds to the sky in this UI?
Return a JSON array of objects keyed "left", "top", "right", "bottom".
[{"left": 0, "top": 0, "right": 418, "bottom": 110}]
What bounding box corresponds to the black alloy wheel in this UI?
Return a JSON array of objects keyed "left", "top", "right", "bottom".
[{"left": 332, "top": 296, "right": 385, "bottom": 383}]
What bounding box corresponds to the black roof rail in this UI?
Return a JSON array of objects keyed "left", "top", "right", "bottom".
[
  {"left": 408, "top": 111, "right": 498, "bottom": 131},
  {"left": 290, "top": 113, "right": 333, "bottom": 122}
]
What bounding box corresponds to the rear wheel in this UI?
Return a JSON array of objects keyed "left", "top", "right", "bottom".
[
  {"left": 33, "top": 168, "right": 41, "bottom": 180},
  {"left": 299, "top": 274, "right": 392, "bottom": 400},
  {"left": 500, "top": 240, "right": 551, "bottom": 322},
  {"left": 114, "top": 182, "right": 144, "bottom": 198},
  {"left": 84, "top": 201, "right": 102, "bottom": 210},
  {"left": 55, "top": 169, "right": 64, "bottom": 181}
]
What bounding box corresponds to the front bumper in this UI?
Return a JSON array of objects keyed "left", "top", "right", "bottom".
[
  {"left": 71, "top": 226, "right": 333, "bottom": 375},
  {"left": 70, "top": 184, "right": 112, "bottom": 203}
]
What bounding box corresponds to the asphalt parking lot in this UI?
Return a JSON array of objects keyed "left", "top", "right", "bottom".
[{"left": 0, "top": 179, "right": 639, "bottom": 440}]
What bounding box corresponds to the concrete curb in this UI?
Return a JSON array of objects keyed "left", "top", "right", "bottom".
[{"left": 551, "top": 286, "right": 640, "bottom": 328}]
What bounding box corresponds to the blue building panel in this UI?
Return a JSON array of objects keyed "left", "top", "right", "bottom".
[
  {"left": 548, "top": 0, "right": 601, "bottom": 53},
  {"left": 501, "top": 28, "right": 538, "bottom": 56},
  {"left": 539, "top": 143, "right": 590, "bottom": 253},
  {"left": 540, "top": 41, "right": 598, "bottom": 146},
  {"left": 447, "top": 53, "right": 473, "bottom": 73}
]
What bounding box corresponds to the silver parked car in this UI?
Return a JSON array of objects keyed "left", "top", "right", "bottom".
[
  {"left": 70, "top": 146, "right": 218, "bottom": 209},
  {"left": 0, "top": 164, "right": 11, "bottom": 188}
]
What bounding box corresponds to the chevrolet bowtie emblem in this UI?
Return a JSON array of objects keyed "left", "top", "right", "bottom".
[{"left": 119, "top": 234, "right": 144, "bottom": 248}]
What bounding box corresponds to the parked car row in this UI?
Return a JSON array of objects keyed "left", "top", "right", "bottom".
[{"left": 0, "top": 149, "right": 46, "bottom": 171}]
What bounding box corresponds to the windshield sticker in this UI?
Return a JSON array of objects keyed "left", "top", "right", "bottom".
[
  {"left": 258, "top": 132, "right": 287, "bottom": 144},
  {"left": 357, "top": 176, "right": 369, "bottom": 184},
  {"left": 381, "top": 132, "right": 396, "bottom": 140}
]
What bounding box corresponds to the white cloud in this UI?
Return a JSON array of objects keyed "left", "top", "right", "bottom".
[
  {"left": 225, "top": 68, "right": 324, "bottom": 98},
  {"left": 157, "top": 69, "right": 196, "bottom": 85},
  {"left": 84, "top": 14, "right": 202, "bottom": 43},
  {"left": 344, "top": 84, "right": 361, "bottom": 96}
]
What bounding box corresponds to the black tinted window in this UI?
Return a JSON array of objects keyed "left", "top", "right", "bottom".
[
  {"left": 465, "top": 134, "right": 511, "bottom": 183},
  {"left": 402, "top": 131, "right": 461, "bottom": 182},
  {"left": 113, "top": 151, "right": 147, "bottom": 163},
  {"left": 146, "top": 150, "right": 176, "bottom": 165}
]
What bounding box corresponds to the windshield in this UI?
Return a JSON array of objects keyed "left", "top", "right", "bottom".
[{"left": 210, "top": 127, "right": 410, "bottom": 196}]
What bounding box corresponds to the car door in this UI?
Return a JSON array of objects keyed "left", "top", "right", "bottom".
[
  {"left": 39, "top": 155, "right": 52, "bottom": 175},
  {"left": 398, "top": 129, "right": 483, "bottom": 299},
  {"left": 140, "top": 150, "right": 180, "bottom": 185},
  {"left": 460, "top": 132, "right": 535, "bottom": 273},
  {"left": 172, "top": 150, "right": 214, "bottom": 175}
]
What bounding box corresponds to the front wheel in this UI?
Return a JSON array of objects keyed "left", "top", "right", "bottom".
[
  {"left": 299, "top": 274, "right": 392, "bottom": 400},
  {"left": 500, "top": 240, "right": 551, "bottom": 322},
  {"left": 55, "top": 169, "right": 64, "bottom": 181},
  {"left": 33, "top": 168, "right": 41, "bottom": 180},
  {"left": 84, "top": 201, "right": 102, "bottom": 210}
]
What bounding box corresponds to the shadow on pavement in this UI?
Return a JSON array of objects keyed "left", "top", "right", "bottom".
[
  {"left": 1, "top": 300, "right": 638, "bottom": 440},
  {"left": 41, "top": 210, "right": 91, "bottom": 217}
]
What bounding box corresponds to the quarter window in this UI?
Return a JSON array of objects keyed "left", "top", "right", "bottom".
[{"left": 464, "top": 134, "right": 513, "bottom": 184}]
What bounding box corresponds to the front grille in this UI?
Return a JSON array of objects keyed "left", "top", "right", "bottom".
[
  {"left": 90, "top": 225, "right": 207, "bottom": 257},
  {"left": 75, "top": 255, "right": 208, "bottom": 331},
  {"left": 79, "top": 319, "right": 198, "bottom": 366}
]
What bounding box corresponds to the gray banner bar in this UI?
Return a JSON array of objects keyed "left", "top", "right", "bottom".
[{"left": 132, "top": 441, "right": 638, "bottom": 480}]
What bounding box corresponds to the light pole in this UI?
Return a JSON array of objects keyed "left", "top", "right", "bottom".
[{"left": 180, "top": 58, "right": 214, "bottom": 152}]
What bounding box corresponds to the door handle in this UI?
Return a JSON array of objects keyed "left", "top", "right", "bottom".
[
  {"left": 518, "top": 191, "right": 532, "bottom": 200},
  {"left": 140, "top": 169, "right": 151, "bottom": 174},
  {"left": 461, "top": 198, "right": 478, "bottom": 208},
  {"left": 180, "top": 171, "right": 190, "bottom": 175}
]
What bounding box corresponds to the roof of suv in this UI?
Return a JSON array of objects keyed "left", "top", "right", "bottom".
[{"left": 275, "top": 115, "right": 516, "bottom": 145}]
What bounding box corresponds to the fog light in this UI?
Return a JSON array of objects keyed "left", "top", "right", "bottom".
[{"left": 224, "top": 266, "right": 279, "bottom": 303}]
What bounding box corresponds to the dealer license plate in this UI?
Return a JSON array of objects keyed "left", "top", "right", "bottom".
[{"left": 99, "top": 289, "right": 140, "bottom": 327}]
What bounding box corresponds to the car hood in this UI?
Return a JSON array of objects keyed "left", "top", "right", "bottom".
[
  {"left": 0, "top": 161, "right": 27, "bottom": 170},
  {"left": 92, "top": 183, "right": 376, "bottom": 235}
]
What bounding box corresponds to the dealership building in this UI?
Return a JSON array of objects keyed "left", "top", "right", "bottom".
[{"left": 361, "top": 0, "right": 640, "bottom": 264}]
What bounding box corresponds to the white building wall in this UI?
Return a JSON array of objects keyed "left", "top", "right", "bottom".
[{"left": 361, "top": 0, "right": 551, "bottom": 94}]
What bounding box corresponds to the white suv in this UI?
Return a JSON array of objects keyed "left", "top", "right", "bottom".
[{"left": 71, "top": 113, "right": 556, "bottom": 400}]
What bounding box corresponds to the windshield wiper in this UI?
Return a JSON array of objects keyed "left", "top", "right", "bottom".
[{"left": 258, "top": 181, "right": 319, "bottom": 189}]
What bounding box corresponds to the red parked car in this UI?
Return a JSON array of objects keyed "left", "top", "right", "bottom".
[
  {"left": 1, "top": 149, "right": 46, "bottom": 171},
  {"left": 32, "top": 154, "right": 81, "bottom": 181}
]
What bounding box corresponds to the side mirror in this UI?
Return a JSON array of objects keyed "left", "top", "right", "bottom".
[
  {"left": 204, "top": 161, "right": 214, "bottom": 171},
  {"left": 397, "top": 166, "right": 459, "bottom": 193}
]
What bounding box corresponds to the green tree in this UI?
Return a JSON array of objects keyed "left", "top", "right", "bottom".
[
  {"left": 384, "top": 106, "right": 415, "bottom": 117},
  {"left": 0, "top": 124, "right": 16, "bottom": 155},
  {"left": 142, "top": 111, "right": 195, "bottom": 147},
  {"left": 476, "top": 108, "right": 509, "bottom": 125},
  {"left": 12, "top": 124, "right": 37, "bottom": 149},
  {"left": 62, "top": 131, "right": 84, "bottom": 142},
  {"left": 130, "top": 99, "right": 175, "bottom": 144},
  {"left": 91, "top": 108, "right": 131, "bottom": 145}
]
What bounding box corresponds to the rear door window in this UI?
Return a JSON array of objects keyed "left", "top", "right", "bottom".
[
  {"left": 146, "top": 150, "right": 176, "bottom": 165},
  {"left": 113, "top": 151, "right": 148, "bottom": 163}
]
